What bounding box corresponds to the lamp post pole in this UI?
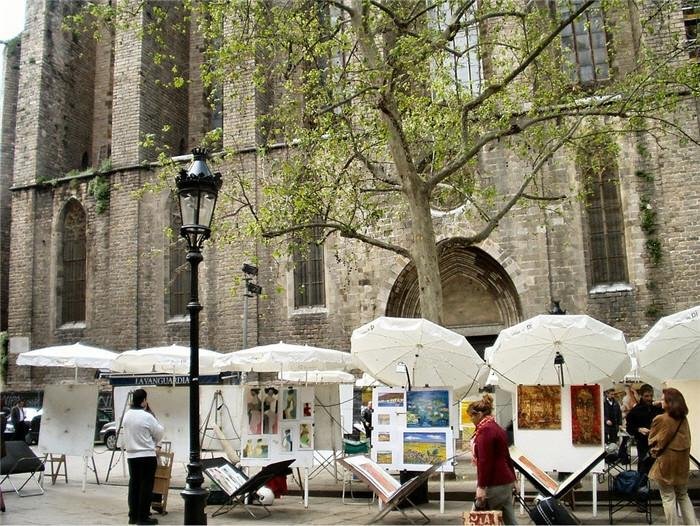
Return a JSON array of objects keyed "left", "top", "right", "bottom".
[
  {"left": 176, "top": 148, "right": 222, "bottom": 525},
  {"left": 183, "top": 245, "right": 207, "bottom": 524}
]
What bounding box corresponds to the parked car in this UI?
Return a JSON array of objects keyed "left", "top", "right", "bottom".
[
  {"left": 23, "top": 408, "right": 113, "bottom": 445},
  {"left": 99, "top": 420, "right": 118, "bottom": 450}
]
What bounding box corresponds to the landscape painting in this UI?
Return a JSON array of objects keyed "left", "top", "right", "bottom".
[
  {"left": 403, "top": 431, "right": 447, "bottom": 465},
  {"left": 406, "top": 389, "right": 450, "bottom": 428},
  {"left": 376, "top": 451, "right": 393, "bottom": 464},
  {"left": 377, "top": 390, "right": 405, "bottom": 408}
]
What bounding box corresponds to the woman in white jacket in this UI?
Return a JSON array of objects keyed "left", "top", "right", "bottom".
[{"left": 123, "top": 389, "right": 164, "bottom": 525}]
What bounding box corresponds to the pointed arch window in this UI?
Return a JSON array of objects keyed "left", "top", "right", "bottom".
[
  {"left": 169, "top": 198, "right": 190, "bottom": 317},
  {"left": 585, "top": 164, "right": 628, "bottom": 285},
  {"left": 62, "top": 201, "right": 86, "bottom": 323}
]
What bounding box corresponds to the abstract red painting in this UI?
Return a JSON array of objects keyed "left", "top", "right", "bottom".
[{"left": 571, "top": 384, "right": 602, "bottom": 445}]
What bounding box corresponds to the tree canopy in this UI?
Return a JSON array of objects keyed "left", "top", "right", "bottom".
[{"left": 73, "top": 0, "right": 699, "bottom": 323}]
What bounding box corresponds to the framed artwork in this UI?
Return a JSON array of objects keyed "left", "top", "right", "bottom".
[
  {"left": 245, "top": 388, "right": 263, "bottom": 434},
  {"left": 571, "top": 384, "right": 602, "bottom": 445},
  {"left": 376, "top": 451, "right": 393, "bottom": 464},
  {"left": 340, "top": 456, "right": 400, "bottom": 500},
  {"left": 282, "top": 427, "right": 293, "bottom": 452},
  {"left": 517, "top": 385, "right": 561, "bottom": 430},
  {"left": 283, "top": 387, "right": 298, "bottom": 420},
  {"left": 242, "top": 437, "right": 269, "bottom": 459},
  {"left": 262, "top": 386, "right": 279, "bottom": 434},
  {"left": 303, "top": 402, "right": 313, "bottom": 417},
  {"left": 377, "top": 432, "right": 391, "bottom": 442},
  {"left": 377, "top": 414, "right": 391, "bottom": 426},
  {"left": 406, "top": 389, "right": 450, "bottom": 428},
  {"left": 299, "top": 423, "right": 313, "bottom": 449},
  {"left": 377, "top": 390, "right": 405, "bottom": 408},
  {"left": 402, "top": 431, "right": 447, "bottom": 465}
]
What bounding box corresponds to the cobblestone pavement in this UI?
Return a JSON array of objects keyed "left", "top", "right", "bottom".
[{"left": 2, "top": 446, "right": 698, "bottom": 525}]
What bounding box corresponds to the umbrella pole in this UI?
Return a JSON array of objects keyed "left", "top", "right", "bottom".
[{"left": 74, "top": 367, "right": 78, "bottom": 382}]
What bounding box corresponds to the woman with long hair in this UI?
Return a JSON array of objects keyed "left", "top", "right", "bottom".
[
  {"left": 468, "top": 393, "right": 517, "bottom": 525},
  {"left": 648, "top": 387, "right": 697, "bottom": 525}
]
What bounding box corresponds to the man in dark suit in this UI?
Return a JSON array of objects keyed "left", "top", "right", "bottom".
[
  {"left": 10, "top": 399, "right": 28, "bottom": 442},
  {"left": 604, "top": 388, "right": 622, "bottom": 444}
]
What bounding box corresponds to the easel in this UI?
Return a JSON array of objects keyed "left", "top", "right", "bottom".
[
  {"left": 46, "top": 454, "right": 68, "bottom": 485},
  {"left": 106, "top": 391, "right": 133, "bottom": 483},
  {"left": 200, "top": 389, "right": 241, "bottom": 458},
  {"left": 308, "top": 392, "right": 344, "bottom": 482}
]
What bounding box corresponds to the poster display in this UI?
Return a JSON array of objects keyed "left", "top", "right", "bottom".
[
  {"left": 371, "top": 386, "right": 454, "bottom": 472},
  {"left": 517, "top": 385, "right": 561, "bottom": 429},
  {"left": 570, "top": 385, "right": 602, "bottom": 445},
  {"left": 240, "top": 384, "right": 315, "bottom": 468}
]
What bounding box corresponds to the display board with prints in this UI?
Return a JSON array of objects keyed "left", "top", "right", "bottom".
[
  {"left": 371, "top": 386, "right": 454, "bottom": 472},
  {"left": 240, "top": 384, "right": 315, "bottom": 468}
]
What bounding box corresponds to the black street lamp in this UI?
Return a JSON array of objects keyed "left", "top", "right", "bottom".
[{"left": 175, "top": 148, "right": 222, "bottom": 525}]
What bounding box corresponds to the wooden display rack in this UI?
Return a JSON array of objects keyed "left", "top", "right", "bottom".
[{"left": 152, "top": 450, "right": 174, "bottom": 514}]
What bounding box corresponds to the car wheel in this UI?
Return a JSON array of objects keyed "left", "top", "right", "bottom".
[{"left": 105, "top": 431, "right": 118, "bottom": 450}]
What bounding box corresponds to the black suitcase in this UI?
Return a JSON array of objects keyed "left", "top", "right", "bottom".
[
  {"left": 530, "top": 497, "right": 580, "bottom": 525},
  {"left": 515, "top": 494, "right": 580, "bottom": 525}
]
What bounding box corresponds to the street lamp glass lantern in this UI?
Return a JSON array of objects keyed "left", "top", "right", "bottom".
[{"left": 176, "top": 148, "right": 223, "bottom": 250}]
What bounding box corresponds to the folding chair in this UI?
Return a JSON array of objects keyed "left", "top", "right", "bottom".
[
  {"left": 202, "top": 457, "right": 295, "bottom": 519},
  {"left": 0, "top": 441, "right": 46, "bottom": 497}
]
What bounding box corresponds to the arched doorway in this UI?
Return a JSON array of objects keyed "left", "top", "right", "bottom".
[{"left": 386, "top": 239, "right": 522, "bottom": 356}]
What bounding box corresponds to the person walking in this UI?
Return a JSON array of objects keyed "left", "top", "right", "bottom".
[
  {"left": 122, "top": 389, "right": 164, "bottom": 525},
  {"left": 648, "top": 388, "right": 698, "bottom": 526},
  {"left": 604, "top": 388, "right": 623, "bottom": 444},
  {"left": 10, "top": 399, "right": 28, "bottom": 442},
  {"left": 626, "top": 383, "right": 663, "bottom": 475},
  {"left": 469, "top": 393, "right": 517, "bottom": 525}
]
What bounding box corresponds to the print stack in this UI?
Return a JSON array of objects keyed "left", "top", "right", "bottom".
[
  {"left": 241, "top": 385, "right": 315, "bottom": 467},
  {"left": 371, "top": 387, "right": 454, "bottom": 472}
]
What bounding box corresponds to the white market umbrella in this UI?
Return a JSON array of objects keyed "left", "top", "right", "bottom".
[
  {"left": 355, "top": 372, "right": 386, "bottom": 388},
  {"left": 213, "top": 342, "right": 357, "bottom": 373},
  {"left": 350, "top": 316, "right": 487, "bottom": 398},
  {"left": 629, "top": 305, "right": 700, "bottom": 384},
  {"left": 279, "top": 370, "right": 356, "bottom": 384},
  {"left": 17, "top": 342, "right": 117, "bottom": 381},
  {"left": 111, "top": 344, "right": 221, "bottom": 375},
  {"left": 487, "top": 314, "right": 629, "bottom": 390}
]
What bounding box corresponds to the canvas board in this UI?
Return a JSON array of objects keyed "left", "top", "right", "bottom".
[
  {"left": 114, "top": 385, "right": 190, "bottom": 462},
  {"left": 38, "top": 384, "right": 98, "bottom": 457}
]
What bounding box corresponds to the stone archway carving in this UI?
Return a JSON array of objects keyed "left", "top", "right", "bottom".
[{"left": 386, "top": 239, "right": 522, "bottom": 337}]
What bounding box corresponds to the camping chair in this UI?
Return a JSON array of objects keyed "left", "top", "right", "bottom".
[
  {"left": 0, "top": 441, "right": 46, "bottom": 497},
  {"left": 607, "top": 462, "right": 652, "bottom": 524},
  {"left": 340, "top": 438, "right": 375, "bottom": 504},
  {"left": 202, "top": 457, "right": 295, "bottom": 519}
]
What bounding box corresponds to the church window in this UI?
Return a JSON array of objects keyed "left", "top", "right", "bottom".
[
  {"left": 293, "top": 226, "right": 325, "bottom": 309},
  {"left": 585, "top": 164, "right": 628, "bottom": 285},
  {"left": 169, "top": 199, "right": 190, "bottom": 317},
  {"left": 560, "top": 0, "right": 610, "bottom": 84},
  {"left": 62, "top": 201, "right": 87, "bottom": 323}
]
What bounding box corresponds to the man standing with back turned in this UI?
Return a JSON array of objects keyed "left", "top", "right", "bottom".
[{"left": 123, "top": 389, "right": 164, "bottom": 525}]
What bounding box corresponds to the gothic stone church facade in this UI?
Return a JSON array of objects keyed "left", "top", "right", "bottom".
[{"left": 1, "top": 2, "right": 699, "bottom": 391}]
